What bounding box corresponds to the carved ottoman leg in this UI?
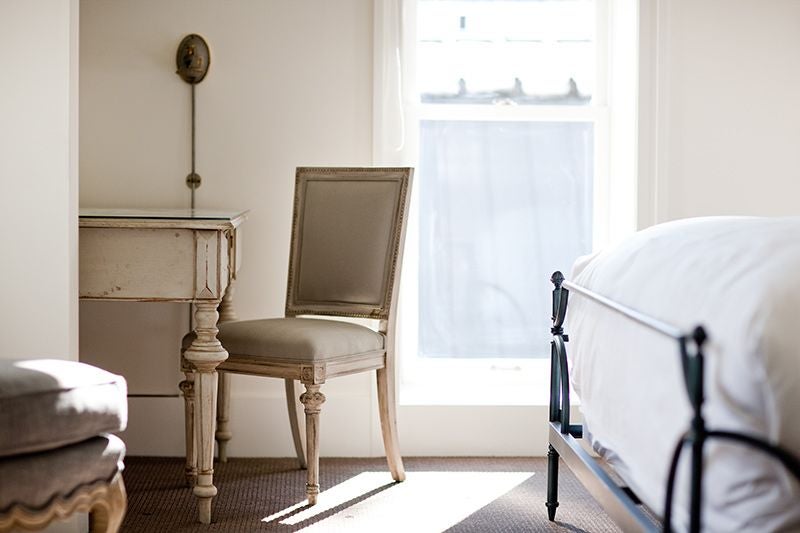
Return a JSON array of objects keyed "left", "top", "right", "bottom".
[
  {"left": 179, "top": 370, "right": 197, "bottom": 486},
  {"left": 89, "top": 474, "right": 127, "bottom": 533},
  {"left": 300, "top": 384, "right": 326, "bottom": 505}
]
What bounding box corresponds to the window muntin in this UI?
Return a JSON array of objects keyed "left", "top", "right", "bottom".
[{"left": 417, "top": 0, "right": 596, "bottom": 105}]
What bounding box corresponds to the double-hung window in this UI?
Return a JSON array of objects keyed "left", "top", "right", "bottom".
[{"left": 375, "top": 0, "right": 637, "bottom": 405}]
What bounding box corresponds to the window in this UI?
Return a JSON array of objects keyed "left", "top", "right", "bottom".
[
  {"left": 374, "top": 0, "right": 637, "bottom": 404},
  {"left": 418, "top": 120, "right": 593, "bottom": 359}
]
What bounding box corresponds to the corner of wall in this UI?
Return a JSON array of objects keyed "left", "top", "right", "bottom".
[
  {"left": 69, "top": 0, "right": 80, "bottom": 360},
  {"left": 635, "top": 0, "right": 670, "bottom": 229}
]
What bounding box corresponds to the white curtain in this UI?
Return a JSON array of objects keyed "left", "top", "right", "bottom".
[
  {"left": 372, "top": 0, "right": 409, "bottom": 166},
  {"left": 417, "top": 120, "right": 594, "bottom": 358}
]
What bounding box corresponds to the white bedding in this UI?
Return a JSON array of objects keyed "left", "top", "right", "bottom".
[{"left": 569, "top": 216, "right": 800, "bottom": 532}]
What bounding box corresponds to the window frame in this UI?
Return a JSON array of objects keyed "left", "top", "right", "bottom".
[{"left": 372, "top": 0, "right": 636, "bottom": 406}]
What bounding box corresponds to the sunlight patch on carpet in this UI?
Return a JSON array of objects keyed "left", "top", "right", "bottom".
[{"left": 262, "top": 471, "right": 534, "bottom": 532}]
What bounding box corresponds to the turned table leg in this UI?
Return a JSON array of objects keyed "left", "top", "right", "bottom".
[
  {"left": 216, "top": 373, "right": 231, "bottom": 463},
  {"left": 183, "top": 301, "right": 228, "bottom": 524},
  {"left": 215, "top": 281, "right": 237, "bottom": 462},
  {"left": 179, "top": 369, "right": 197, "bottom": 486}
]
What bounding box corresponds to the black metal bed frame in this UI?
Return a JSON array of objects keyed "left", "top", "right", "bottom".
[{"left": 547, "top": 271, "right": 800, "bottom": 532}]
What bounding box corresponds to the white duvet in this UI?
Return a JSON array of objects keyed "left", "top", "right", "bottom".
[{"left": 569, "top": 216, "right": 800, "bottom": 532}]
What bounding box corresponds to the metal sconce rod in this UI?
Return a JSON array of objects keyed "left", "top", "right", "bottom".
[
  {"left": 191, "top": 83, "right": 197, "bottom": 208},
  {"left": 176, "top": 34, "right": 210, "bottom": 209}
]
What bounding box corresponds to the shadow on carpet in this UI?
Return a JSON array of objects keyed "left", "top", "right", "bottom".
[{"left": 120, "top": 457, "right": 621, "bottom": 532}]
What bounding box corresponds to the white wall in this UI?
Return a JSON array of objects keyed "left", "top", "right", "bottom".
[
  {"left": 0, "top": 0, "right": 80, "bottom": 361},
  {"left": 639, "top": 0, "right": 800, "bottom": 225},
  {"left": 0, "top": 2, "right": 83, "bottom": 531}
]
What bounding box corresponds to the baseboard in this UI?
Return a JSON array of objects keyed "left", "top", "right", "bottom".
[{"left": 122, "top": 394, "right": 575, "bottom": 457}]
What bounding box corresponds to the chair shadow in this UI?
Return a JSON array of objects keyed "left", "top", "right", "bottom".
[{"left": 260, "top": 480, "right": 399, "bottom": 530}]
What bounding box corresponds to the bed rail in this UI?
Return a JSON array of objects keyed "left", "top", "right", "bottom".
[{"left": 547, "top": 271, "right": 800, "bottom": 532}]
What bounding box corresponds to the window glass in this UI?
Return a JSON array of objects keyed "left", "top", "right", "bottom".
[{"left": 418, "top": 120, "right": 593, "bottom": 358}]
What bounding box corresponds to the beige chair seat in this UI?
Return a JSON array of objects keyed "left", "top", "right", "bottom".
[{"left": 183, "top": 318, "right": 384, "bottom": 361}]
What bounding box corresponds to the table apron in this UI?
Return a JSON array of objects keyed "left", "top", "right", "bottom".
[{"left": 79, "top": 227, "right": 231, "bottom": 301}]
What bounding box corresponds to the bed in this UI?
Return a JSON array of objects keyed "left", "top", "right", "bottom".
[{"left": 546, "top": 217, "right": 800, "bottom": 532}]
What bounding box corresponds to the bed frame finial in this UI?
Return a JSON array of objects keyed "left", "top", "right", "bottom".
[{"left": 692, "top": 326, "right": 707, "bottom": 347}]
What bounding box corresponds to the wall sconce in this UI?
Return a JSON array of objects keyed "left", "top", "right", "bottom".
[{"left": 176, "top": 34, "right": 210, "bottom": 206}]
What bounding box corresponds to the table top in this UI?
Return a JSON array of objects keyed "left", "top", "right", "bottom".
[
  {"left": 80, "top": 208, "right": 247, "bottom": 220},
  {"left": 79, "top": 208, "right": 248, "bottom": 229}
]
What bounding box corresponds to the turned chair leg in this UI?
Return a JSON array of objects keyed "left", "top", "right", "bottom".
[
  {"left": 88, "top": 474, "right": 127, "bottom": 533},
  {"left": 179, "top": 369, "right": 197, "bottom": 487},
  {"left": 299, "top": 383, "right": 325, "bottom": 504},
  {"left": 216, "top": 372, "right": 232, "bottom": 462},
  {"left": 376, "top": 366, "right": 405, "bottom": 481},
  {"left": 285, "top": 379, "right": 307, "bottom": 469}
]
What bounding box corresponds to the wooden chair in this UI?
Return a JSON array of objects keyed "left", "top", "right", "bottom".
[{"left": 183, "top": 167, "right": 413, "bottom": 504}]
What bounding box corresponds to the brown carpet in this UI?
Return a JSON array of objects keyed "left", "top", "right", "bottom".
[{"left": 120, "top": 457, "right": 622, "bottom": 532}]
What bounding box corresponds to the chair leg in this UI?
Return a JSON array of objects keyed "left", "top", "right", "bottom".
[
  {"left": 376, "top": 367, "right": 405, "bottom": 482},
  {"left": 299, "top": 384, "right": 326, "bottom": 504},
  {"left": 216, "top": 372, "right": 232, "bottom": 462},
  {"left": 89, "top": 474, "right": 127, "bottom": 533},
  {"left": 285, "top": 379, "right": 307, "bottom": 469},
  {"left": 179, "top": 369, "right": 197, "bottom": 486}
]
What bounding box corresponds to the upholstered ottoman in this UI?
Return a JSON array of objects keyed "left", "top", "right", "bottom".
[{"left": 0, "top": 359, "right": 128, "bottom": 532}]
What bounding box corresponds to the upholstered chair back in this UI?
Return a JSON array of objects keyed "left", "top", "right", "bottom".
[{"left": 285, "top": 167, "right": 413, "bottom": 320}]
